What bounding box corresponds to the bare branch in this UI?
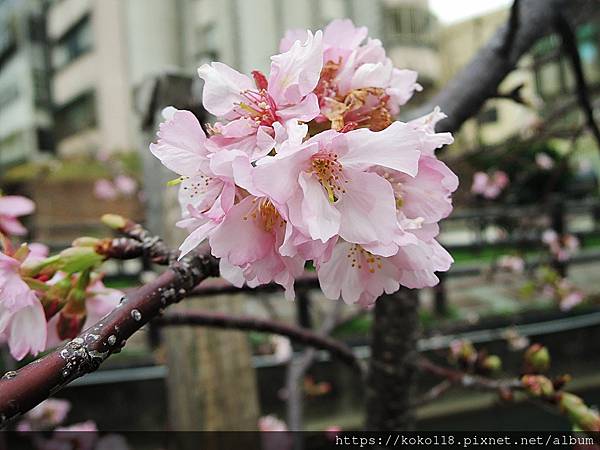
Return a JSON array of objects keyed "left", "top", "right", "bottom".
[
  {"left": 425, "top": 0, "right": 595, "bottom": 134},
  {"left": 0, "top": 239, "right": 219, "bottom": 426},
  {"left": 554, "top": 12, "right": 600, "bottom": 151},
  {"left": 155, "top": 309, "right": 365, "bottom": 375},
  {"left": 412, "top": 380, "right": 453, "bottom": 408},
  {"left": 490, "top": 83, "right": 530, "bottom": 106},
  {"left": 417, "top": 357, "right": 522, "bottom": 394},
  {"left": 500, "top": 0, "right": 521, "bottom": 58}
]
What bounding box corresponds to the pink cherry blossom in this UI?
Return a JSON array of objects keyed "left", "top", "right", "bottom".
[
  {"left": 259, "top": 415, "right": 288, "bottom": 432},
  {"left": 253, "top": 122, "right": 421, "bottom": 251},
  {"left": 471, "top": 170, "right": 509, "bottom": 199},
  {"left": 497, "top": 255, "right": 525, "bottom": 273},
  {"left": 207, "top": 196, "right": 305, "bottom": 299},
  {"left": 561, "top": 291, "right": 584, "bottom": 311},
  {"left": 317, "top": 238, "right": 452, "bottom": 307},
  {"left": 150, "top": 109, "right": 257, "bottom": 258},
  {"left": 17, "top": 398, "right": 71, "bottom": 431},
  {"left": 93, "top": 179, "right": 118, "bottom": 201},
  {"left": 150, "top": 19, "right": 457, "bottom": 305},
  {"left": 0, "top": 251, "right": 47, "bottom": 360},
  {"left": 542, "top": 230, "right": 579, "bottom": 262},
  {"left": 282, "top": 19, "right": 421, "bottom": 130},
  {"left": 114, "top": 175, "right": 138, "bottom": 196},
  {"left": 0, "top": 195, "right": 35, "bottom": 236},
  {"left": 198, "top": 31, "right": 323, "bottom": 160},
  {"left": 535, "top": 153, "right": 555, "bottom": 170}
]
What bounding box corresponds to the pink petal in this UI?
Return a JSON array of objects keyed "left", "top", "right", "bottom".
[
  {"left": 0, "top": 196, "right": 35, "bottom": 217},
  {"left": 149, "top": 110, "right": 209, "bottom": 176},
  {"left": 350, "top": 60, "right": 393, "bottom": 90},
  {"left": 317, "top": 240, "right": 363, "bottom": 304},
  {"left": 401, "top": 156, "right": 457, "bottom": 223},
  {"left": 0, "top": 217, "right": 27, "bottom": 236},
  {"left": 268, "top": 30, "right": 323, "bottom": 105},
  {"left": 336, "top": 169, "right": 399, "bottom": 249},
  {"left": 342, "top": 122, "right": 421, "bottom": 176},
  {"left": 253, "top": 143, "right": 315, "bottom": 204},
  {"left": 198, "top": 62, "right": 253, "bottom": 116},
  {"left": 323, "top": 19, "right": 368, "bottom": 50},
  {"left": 296, "top": 172, "right": 341, "bottom": 242},
  {"left": 276, "top": 93, "right": 320, "bottom": 122},
  {"left": 179, "top": 220, "right": 218, "bottom": 259},
  {"left": 209, "top": 197, "right": 274, "bottom": 265},
  {"left": 386, "top": 69, "right": 421, "bottom": 114},
  {"left": 9, "top": 299, "right": 47, "bottom": 360}
]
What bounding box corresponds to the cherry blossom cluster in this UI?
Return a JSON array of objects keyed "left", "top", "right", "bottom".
[
  {"left": 471, "top": 170, "right": 509, "bottom": 200},
  {"left": 0, "top": 195, "right": 121, "bottom": 360},
  {"left": 151, "top": 19, "right": 458, "bottom": 306}
]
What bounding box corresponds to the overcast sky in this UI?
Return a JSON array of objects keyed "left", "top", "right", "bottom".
[{"left": 429, "top": 0, "right": 513, "bottom": 24}]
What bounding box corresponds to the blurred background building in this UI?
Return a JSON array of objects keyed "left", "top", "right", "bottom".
[
  {"left": 0, "top": 0, "right": 444, "bottom": 169},
  {"left": 0, "top": 0, "right": 598, "bottom": 236},
  {"left": 0, "top": 0, "right": 52, "bottom": 169}
]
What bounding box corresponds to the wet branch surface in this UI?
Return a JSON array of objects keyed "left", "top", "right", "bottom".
[{"left": 0, "top": 226, "right": 219, "bottom": 426}]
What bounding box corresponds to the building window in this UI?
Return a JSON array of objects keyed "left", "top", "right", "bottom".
[
  {"left": 37, "top": 128, "right": 55, "bottom": 153},
  {"left": 0, "top": 12, "right": 17, "bottom": 70},
  {"left": 53, "top": 14, "right": 92, "bottom": 69},
  {"left": 54, "top": 91, "right": 96, "bottom": 140}
]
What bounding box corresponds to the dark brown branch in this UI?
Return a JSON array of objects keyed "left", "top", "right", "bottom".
[
  {"left": 425, "top": 0, "right": 595, "bottom": 134},
  {"left": 417, "top": 357, "right": 522, "bottom": 394},
  {"left": 500, "top": 0, "right": 521, "bottom": 58},
  {"left": 412, "top": 380, "right": 453, "bottom": 408},
  {"left": 0, "top": 252, "right": 219, "bottom": 426},
  {"left": 94, "top": 237, "right": 146, "bottom": 261},
  {"left": 286, "top": 300, "right": 343, "bottom": 430},
  {"left": 154, "top": 310, "right": 365, "bottom": 375},
  {"left": 554, "top": 12, "right": 600, "bottom": 151},
  {"left": 103, "top": 215, "right": 178, "bottom": 264}
]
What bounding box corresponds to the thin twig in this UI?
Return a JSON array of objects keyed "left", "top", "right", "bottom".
[
  {"left": 417, "top": 357, "right": 522, "bottom": 393},
  {"left": 412, "top": 379, "right": 453, "bottom": 408},
  {"left": 491, "top": 83, "right": 529, "bottom": 106},
  {"left": 554, "top": 12, "right": 600, "bottom": 151},
  {"left": 500, "top": 0, "right": 520, "bottom": 58},
  {"left": 286, "top": 300, "right": 343, "bottom": 431},
  {"left": 155, "top": 309, "right": 365, "bottom": 375}
]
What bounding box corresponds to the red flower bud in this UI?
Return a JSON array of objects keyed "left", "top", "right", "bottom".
[
  {"left": 56, "top": 288, "right": 87, "bottom": 340},
  {"left": 40, "top": 277, "right": 72, "bottom": 320},
  {"left": 252, "top": 70, "right": 269, "bottom": 91},
  {"left": 521, "top": 374, "right": 554, "bottom": 398}
]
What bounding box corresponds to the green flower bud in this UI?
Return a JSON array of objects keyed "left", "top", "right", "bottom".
[
  {"left": 559, "top": 393, "right": 600, "bottom": 432},
  {"left": 524, "top": 344, "right": 551, "bottom": 373},
  {"left": 481, "top": 355, "right": 502, "bottom": 374},
  {"left": 521, "top": 374, "right": 554, "bottom": 398},
  {"left": 101, "top": 214, "right": 127, "bottom": 230},
  {"left": 72, "top": 237, "right": 101, "bottom": 247},
  {"left": 58, "top": 247, "right": 104, "bottom": 274}
]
